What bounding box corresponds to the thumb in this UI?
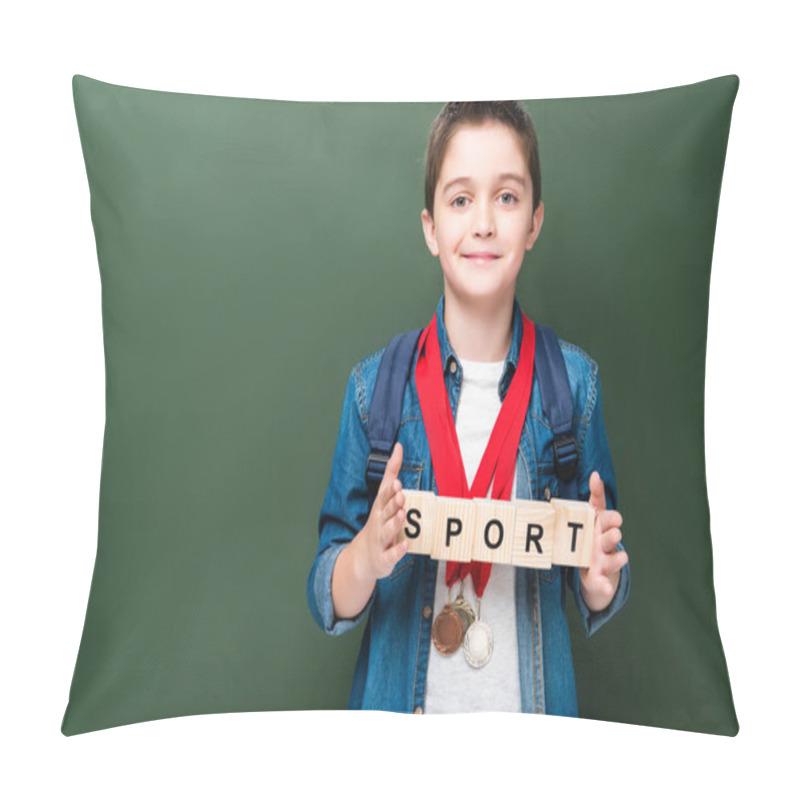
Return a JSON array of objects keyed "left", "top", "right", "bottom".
[{"left": 588, "top": 470, "right": 607, "bottom": 511}]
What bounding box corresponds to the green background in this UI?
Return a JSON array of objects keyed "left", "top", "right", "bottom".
[{"left": 63, "top": 74, "right": 738, "bottom": 735}]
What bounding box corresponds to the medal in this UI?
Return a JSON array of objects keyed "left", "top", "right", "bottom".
[
  {"left": 432, "top": 605, "right": 462, "bottom": 655},
  {"left": 432, "top": 582, "right": 474, "bottom": 656},
  {"left": 463, "top": 597, "right": 493, "bottom": 669},
  {"left": 432, "top": 585, "right": 462, "bottom": 655},
  {"left": 451, "top": 589, "right": 475, "bottom": 630}
]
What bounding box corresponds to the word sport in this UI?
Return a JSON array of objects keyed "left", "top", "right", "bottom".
[{"left": 397, "top": 491, "right": 596, "bottom": 569}]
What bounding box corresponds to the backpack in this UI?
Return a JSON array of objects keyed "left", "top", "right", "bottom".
[{"left": 364, "top": 323, "right": 579, "bottom": 502}]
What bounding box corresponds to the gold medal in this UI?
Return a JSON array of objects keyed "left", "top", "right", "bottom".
[{"left": 451, "top": 589, "right": 475, "bottom": 631}]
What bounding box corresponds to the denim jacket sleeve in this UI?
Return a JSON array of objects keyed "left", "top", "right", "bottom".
[
  {"left": 566, "top": 365, "right": 631, "bottom": 636},
  {"left": 307, "top": 364, "right": 377, "bottom": 636}
]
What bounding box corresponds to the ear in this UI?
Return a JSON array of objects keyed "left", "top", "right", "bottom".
[
  {"left": 420, "top": 208, "right": 439, "bottom": 257},
  {"left": 525, "top": 200, "right": 545, "bottom": 250}
]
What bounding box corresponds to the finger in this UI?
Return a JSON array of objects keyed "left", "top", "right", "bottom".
[
  {"left": 588, "top": 471, "right": 607, "bottom": 511},
  {"left": 381, "top": 485, "right": 405, "bottom": 524},
  {"left": 601, "top": 549, "right": 629, "bottom": 575},
  {"left": 599, "top": 526, "right": 622, "bottom": 554},
  {"left": 375, "top": 443, "right": 404, "bottom": 510},
  {"left": 579, "top": 569, "right": 614, "bottom": 602},
  {"left": 383, "top": 442, "right": 404, "bottom": 486},
  {"left": 596, "top": 509, "right": 622, "bottom": 533},
  {"left": 381, "top": 537, "right": 409, "bottom": 572},
  {"left": 380, "top": 504, "right": 406, "bottom": 548}
]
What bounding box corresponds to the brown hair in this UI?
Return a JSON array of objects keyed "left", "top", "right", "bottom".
[{"left": 423, "top": 101, "right": 542, "bottom": 221}]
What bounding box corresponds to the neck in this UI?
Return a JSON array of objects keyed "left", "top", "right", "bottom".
[{"left": 442, "top": 287, "right": 515, "bottom": 362}]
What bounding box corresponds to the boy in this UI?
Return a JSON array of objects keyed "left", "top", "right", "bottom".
[{"left": 307, "top": 101, "right": 630, "bottom": 715}]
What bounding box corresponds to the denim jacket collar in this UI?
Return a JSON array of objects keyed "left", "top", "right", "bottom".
[{"left": 434, "top": 293, "right": 524, "bottom": 401}]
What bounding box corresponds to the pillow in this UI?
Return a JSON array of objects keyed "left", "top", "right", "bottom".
[{"left": 62, "top": 74, "right": 739, "bottom": 735}]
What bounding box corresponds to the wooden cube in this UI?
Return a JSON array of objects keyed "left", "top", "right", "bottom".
[
  {"left": 511, "top": 499, "right": 555, "bottom": 569},
  {"left": 396, "top": 490, "right": 437, "bottom": 555},
  {"left": 431, "top": 496, "right": 475, "bottom": 563},
  {"left": 471, "top": 499, "right": 515, "bottom": 564},
  {"left": 551, "top": 498, "right": 595, "bottom": 568}
]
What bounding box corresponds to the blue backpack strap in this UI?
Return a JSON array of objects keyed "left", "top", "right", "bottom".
[
  {"left": 365, "top": 327, "right": 423, "bottom": 497},
  {"left": 534, "top": 323, "right": 578, "bottom": 500}
]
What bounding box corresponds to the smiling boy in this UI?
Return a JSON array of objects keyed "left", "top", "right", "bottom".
[{"left": 308, "top": 101, "right": 630, "bottom": 715}]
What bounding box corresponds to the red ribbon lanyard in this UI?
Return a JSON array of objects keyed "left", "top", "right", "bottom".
[{"left": 414, "top": 307, "right": 536, "bottom": 598}]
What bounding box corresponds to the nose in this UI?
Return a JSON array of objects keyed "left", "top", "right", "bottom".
[{"left": 471, "top": 198, "right": 495, "bottom": 238}]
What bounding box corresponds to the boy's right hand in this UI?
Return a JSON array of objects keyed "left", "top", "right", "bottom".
[{"left": 355, "top": 442, "right": 409, "bottom": 581}]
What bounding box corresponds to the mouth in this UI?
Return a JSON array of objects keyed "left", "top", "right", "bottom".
[{"left": 462, "top": 253, "right": 500, "bottom": 265}]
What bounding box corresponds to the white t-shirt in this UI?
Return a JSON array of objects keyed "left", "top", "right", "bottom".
[{"left": 424, "top": 357, "right": 522, "bottom": 713}]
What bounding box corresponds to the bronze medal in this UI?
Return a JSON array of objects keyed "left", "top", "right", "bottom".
[
  {"left": 432, "top": 582, "right": 476, "bottom": 656},
  {"left": 432, "top": 605, "right": 463, "bottom": 655}
]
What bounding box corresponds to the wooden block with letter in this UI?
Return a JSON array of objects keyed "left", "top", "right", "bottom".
[
  {"left": 511, "top": 499, "right": 555, "bottom": 569},
  {"left": 551, "top": 498, "right": 595, "bottom": 568},
  {"left": 471, "top": 498, "right": 516, "bottom": 565},
  {"left": 397, "top": 490, "right": 437, "bottom": 555},
  {"left": 431, "top": 496, "right": 475, "bottom": 563}
]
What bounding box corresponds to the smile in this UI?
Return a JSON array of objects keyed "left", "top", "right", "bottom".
[{"left": 463, "top": 253, "right": 500, "bottom": 265}]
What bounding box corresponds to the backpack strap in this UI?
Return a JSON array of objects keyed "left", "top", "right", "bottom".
[
  {"left": 534, "top": 323, "right": 578, "bottom": 501},
  {"left": 365, "top": 327, "right": 423, "bottom": 497}
]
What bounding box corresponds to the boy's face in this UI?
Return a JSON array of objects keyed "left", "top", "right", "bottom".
[{"left": 421, "top": 121, "right": 544, "bottom": 309}]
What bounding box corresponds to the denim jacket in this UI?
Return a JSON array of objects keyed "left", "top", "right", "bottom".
[{"left": 307, "top": 294, "right": 630, "bottom": 715}]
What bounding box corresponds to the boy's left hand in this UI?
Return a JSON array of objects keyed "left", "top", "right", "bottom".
[{"left": 579, "top": 471, "right": 629, "bottom": 613}]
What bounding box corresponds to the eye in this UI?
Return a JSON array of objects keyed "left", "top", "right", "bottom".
[
  {"left": 451, "top": 195, "right": 468, "bottom": 209},
  {"left": 499, "top": 192, "right": 518, "bottom": 205}
]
